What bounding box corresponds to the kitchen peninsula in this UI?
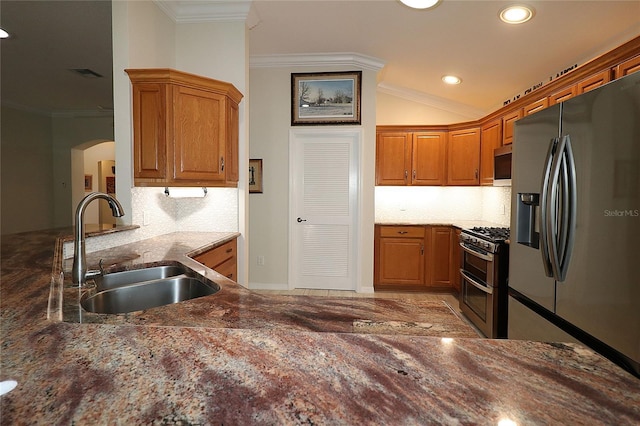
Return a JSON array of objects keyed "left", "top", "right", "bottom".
[{"left": 1, "top": 229, "right": 639, "bottom": 424}]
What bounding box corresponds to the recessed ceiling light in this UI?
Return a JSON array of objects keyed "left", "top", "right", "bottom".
[
  {"left": 399, "top": 0, "right": 441, "bottom": 10},
  {"left": 499, "top": 5, "right": 534, "bottom": 24},
  {"left": 0, "top": 28, "right": 9, "bottom": 39},
  {"left": 442, "top": 75, "right": 462, "bottom": 85}
]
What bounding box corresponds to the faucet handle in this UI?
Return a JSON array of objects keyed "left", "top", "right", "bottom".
[{"left": 85, "top": 259, "right": 105, "bottom": 279}]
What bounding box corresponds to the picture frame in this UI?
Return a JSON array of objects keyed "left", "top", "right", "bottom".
[
  {"left": 291, "top": 71, "right": 362, "bottom": 126},
  {"left": 249, "top": 159, "right": 263, "bottom": 193},
  {"left": 84, "top": 174, "right": 93, "bottom": 191}
]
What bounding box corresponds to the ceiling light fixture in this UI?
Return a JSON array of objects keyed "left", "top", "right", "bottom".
[
  {"left": 399, "top": 0, "right": 441, "bottom": 10},
  {"left": 0, "top": 28, "right": 9, "bottom": 39},
  {"left": 442, "top": 75, "right": 461, "bottom": 85},
  {"left": 499, "top": 5, "right": 534, "bottom": 24}
]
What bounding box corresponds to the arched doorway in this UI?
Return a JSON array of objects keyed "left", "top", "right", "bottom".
[{"left": 71, "top": 140, "right": 116, "bottom": 225}]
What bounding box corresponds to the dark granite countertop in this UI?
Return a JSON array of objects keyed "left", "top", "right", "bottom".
[{"left": 1, "top": 229, "right": 639, "bottom": 424}]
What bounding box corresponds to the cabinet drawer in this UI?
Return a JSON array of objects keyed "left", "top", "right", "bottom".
[
  {"left": 195, "top": 239, "right": 237, "bottom": 269},
  {"left": 215, "top": 257, "right": 237, "bottom": 281},
  {"left": 379, "top": 226, "right": 425, "bottom": 238}
]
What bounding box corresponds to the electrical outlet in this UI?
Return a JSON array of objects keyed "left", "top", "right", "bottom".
[{"left": 257, "top": 255, "right": 265, "bottom": 266}]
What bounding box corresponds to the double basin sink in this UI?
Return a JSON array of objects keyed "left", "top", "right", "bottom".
[{"left": 81, "top": 264, "right": 220, "bottom": 315}]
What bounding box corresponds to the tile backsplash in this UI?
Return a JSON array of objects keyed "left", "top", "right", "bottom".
[
  {"left": 63, "top": 187, "right": 238, "bottom": 258},
  {"left": 375, "top": 186, "right": 511, "bottom": 227}
]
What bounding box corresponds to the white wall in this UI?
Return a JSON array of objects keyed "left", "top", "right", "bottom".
[{"left": 249, "top": 65, "right": 377, "bottom": 292}]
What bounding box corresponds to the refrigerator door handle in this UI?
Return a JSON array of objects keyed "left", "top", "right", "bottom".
[
  {"left": 558, "top": 135, "right": 577, "bottom": 281},
  {"left": 547, "top": 135, "right": 577, "bottom": 282},
  {"left": 540, "top": 137, "right": 558, "bottom": 278},
  {"left": 548, "top": 135, "right": 567, "bottom": 281}
]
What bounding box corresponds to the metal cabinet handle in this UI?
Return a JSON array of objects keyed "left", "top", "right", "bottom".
[
  {"left": 475, "top": 169, "right": 479, "bottom": 179},
  {"left": 297, "top": 217, "right": 306, "bottom": 223},
  {"left": 404, "top": 170, "right": 408, "bottom": 181},
  {"left": 397, "top": 231, "right": 408, "bottom": 234},
  {"left": 221, "top": 157, "right": 225, "bottom": 171},
  {"left": 413, "top": 170, "right": 416, "bottom": 180}
]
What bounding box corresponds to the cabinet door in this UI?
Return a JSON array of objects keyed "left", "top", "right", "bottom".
[
  {"left": 502, "top": 110, "right": 522, "bottom": 145},
  {"left": 523, "top": 97, "right": 548, "bottom": 116},
  {"left": 378, "top": 237, "right": 425, "bottom": 286},
  {"left": 451, "top": 228, "right": 462, "bottom": 292},
  {"left": 412, "top": 132, "right": 446, "bottom": 185},
  {"left": 615, "top": 55, "right": 640, "bottom": 78},
  {"left": 172, "top": 86, "right": 227, "bottom": 182},
  {"left": 132, "top": 83, "right": 167, "bottom": 179},
  {"left": 225, "top": 101, "right": 240, "bottom": 183},
  {"left": 447, "top": 128, "right": 480, "bottom": 186},
  {"left": 577, "top": 69, "right": 611, "bottom": 94},
  {"left": 549, "top": 86, "right": 577, "bottom": 105},
  {"left": 376, "top": 132, "right": 411, "bottom": 185},
  {"left": 427, "top": 226, "right": 452, "bottom": 288},
  {"left": 480, "top": 120, "right": 501, "bottom": 186}
]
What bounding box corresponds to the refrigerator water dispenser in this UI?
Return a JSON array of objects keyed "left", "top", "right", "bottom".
[{"left": 516, "top": 193, "right": 540, "bottom": 249}]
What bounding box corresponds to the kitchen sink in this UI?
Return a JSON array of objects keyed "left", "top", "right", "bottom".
[
  {"left": 81, "top": 266, "right": 220, "bottom": 314},
  {"left": 93, "top": 265, "right": 189, "bottom": 291}
]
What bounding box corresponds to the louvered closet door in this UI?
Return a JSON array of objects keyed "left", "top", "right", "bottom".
[{"left": 289, "top": 128, "right": 360, "bottom": 290}]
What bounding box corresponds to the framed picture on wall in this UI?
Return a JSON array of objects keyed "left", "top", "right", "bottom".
[
  {"left": 291, "top": 71, "right": 362, "bottom": 126},
  {"left": 84, "top": 174, "right": 93, "bottom": 191},
  {"left": 249, "top": 159, "right": 263, "bottom": 193}
]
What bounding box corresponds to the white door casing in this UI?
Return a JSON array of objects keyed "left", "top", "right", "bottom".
[{"left": 289, "top": 128, "right": 360, "bottom": 290}]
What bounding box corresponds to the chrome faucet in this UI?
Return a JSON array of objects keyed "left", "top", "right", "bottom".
[{"left": 72, "top": 192, "right": 125, "bottom": 286}]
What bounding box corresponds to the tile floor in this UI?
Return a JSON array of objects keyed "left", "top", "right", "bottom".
[{"left": 253, "top": 289, "right": 461, "bottom": 313}]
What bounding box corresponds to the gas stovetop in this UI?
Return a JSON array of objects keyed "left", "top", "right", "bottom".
[
  {"left": 465, "top": 226, "right": 510, "bottom": 242},
  {"left": 460, "top": 227, "right": 510, "bottom": 254}
]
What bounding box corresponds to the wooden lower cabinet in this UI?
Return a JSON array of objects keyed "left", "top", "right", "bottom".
[
  {"left": 193, "top": 238, "right": 237, "bottom": 281},
  {"left": 375, "top": 226, "right": 425, "bottom": 289},
  {"left": 451, "top": 228, "right": 462, "bottom": 293},
  {"left": 374, "top": 225, "right": 456, "bottom": 291}
]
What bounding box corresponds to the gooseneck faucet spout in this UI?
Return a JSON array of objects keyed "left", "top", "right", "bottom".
[{"left": 72, "top": 192, "right": 125, "bottom": 286}]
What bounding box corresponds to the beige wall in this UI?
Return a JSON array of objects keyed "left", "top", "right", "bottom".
[
  {"left": 249, "top": 65, "right": 377, "bottom": 292},
  {"left": 376, "top": 91, "right": 476, "bottom": 125},
  {"left": 1, "top": 107, "right": 54, "bottom": 234}
]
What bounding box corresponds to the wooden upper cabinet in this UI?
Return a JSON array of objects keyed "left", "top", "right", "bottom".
[
  {"left": 376, "top": 132, "right": 411, "bottom": 185},
  {"left": 615, "top": 55, "right": 640, "bottom": 78},
  {"left": 412, "top": 132, "right": 447, "bottom": 185},
  {"left": 126, "top": 68, "right": 243, "bottom": 187},
  {"left": 523, "top": 97, "right": 549, "bottom": 116},
  {"left": 480, "top": 119, "right": 501, "bottom": 186},
  {"left": 447, "top": 127, "right": 480, "bottom": 186},
  {"left": 577, "top": 69, "right": 611, "bottom": 94},
  {"left": 131, "top": 83, "right": 168, "bottom": 179},
  {"left": 549, "top": 86, "right": 577, "bottom": 105},
  {"left": 502, "top": 110, "right": 522, "bottom": 145},
  {"left": 172, "top": 86, "right": 226, "bottom": 182}
]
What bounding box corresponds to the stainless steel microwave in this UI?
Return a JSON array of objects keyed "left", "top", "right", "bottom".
[{"left": 493, "top": 145, "right": 512, "bottom": 186}]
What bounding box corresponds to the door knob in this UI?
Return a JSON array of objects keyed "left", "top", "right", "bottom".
[{"left": 297, "top": 217, "right": 307, "bottom": 223}]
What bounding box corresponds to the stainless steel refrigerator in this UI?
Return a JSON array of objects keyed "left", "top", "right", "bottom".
[{"left": 509, "top": 71, "right": 640, "bottom": 378}]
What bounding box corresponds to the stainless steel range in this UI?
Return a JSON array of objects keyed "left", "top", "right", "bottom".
[{"left": 459, "top": 227, "right": 510, "bottom": 338}]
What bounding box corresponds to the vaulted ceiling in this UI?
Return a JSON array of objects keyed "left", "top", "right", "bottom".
[{"left": 1, "top": 1, "right": 639, "bottom": 118}]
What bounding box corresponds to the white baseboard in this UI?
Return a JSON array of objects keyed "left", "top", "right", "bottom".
[{"left": 248, "top": 281, "right": 290, "bottom": 291}]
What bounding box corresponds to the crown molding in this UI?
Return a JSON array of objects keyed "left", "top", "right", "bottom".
[
  {"left": 153, "top": 0, "right": 252, "bottom": 23},
  {"left": 2, "top": 100, "right": 114, "bottom": 118},
  {"left": 249, "top": 52, "right": 385, "bottom": 71},
  {"left": 377, "top": 82, "right": 487, "bottom": 120}
]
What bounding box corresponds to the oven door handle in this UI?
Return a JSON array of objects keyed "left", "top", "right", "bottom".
[
  {"left": 460, "top": 270, "right": 493, "bottom": 295},
  {"left": 459, "top": 242, "right": 494, "bottom": 262}
]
